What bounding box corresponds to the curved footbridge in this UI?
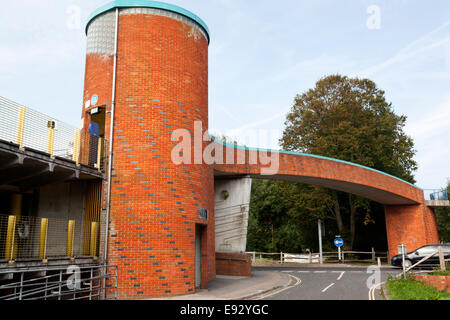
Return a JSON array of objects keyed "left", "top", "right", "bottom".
[{"left": 212, "top": 140, "right": 448, "bottom": 264}]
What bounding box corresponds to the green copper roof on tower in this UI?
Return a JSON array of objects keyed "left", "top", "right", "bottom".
[{"left": 86, "top": 0, "right": 210, "bottom": 43}]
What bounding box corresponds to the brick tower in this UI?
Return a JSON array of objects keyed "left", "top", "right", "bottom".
[{"left": 82, "top": 1, "right": 214, "bottom": 298}]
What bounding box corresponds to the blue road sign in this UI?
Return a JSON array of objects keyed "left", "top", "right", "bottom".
[{"left": 334, "top": 238, "right": 344, "bottom": 247}]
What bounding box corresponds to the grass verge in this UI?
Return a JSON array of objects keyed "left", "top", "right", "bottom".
[
  {"left": 386, "top": 276, "right": 450, "bottom": 300},
  {"left": 429, "top": 270, "right": 450, "bottom": 276}
]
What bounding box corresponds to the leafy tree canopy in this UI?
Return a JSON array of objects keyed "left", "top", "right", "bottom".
[{"left": 280, "top": 74, "right": 417, "bottom": 183}]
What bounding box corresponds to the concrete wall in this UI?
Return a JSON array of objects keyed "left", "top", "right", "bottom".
[
  {"left": 37, "top": 181, "right": 86, "bottom": 256},
  {"left": 37, "top": 181, "right": 85, "bottom": 221},
  {"left": 214, "top": 177, "right": 252, "bottom": 253}
]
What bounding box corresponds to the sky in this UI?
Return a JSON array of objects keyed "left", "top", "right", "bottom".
[{"left": 1, "top": 0, "right": 449, "bottom": 189}]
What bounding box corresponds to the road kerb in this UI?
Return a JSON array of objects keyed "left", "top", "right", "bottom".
[{"left": 246, "top": 273, "right": 302, "bottom": 300}]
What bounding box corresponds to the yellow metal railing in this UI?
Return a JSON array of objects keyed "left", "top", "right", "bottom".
[
  {"left": 0, "top": 96, "right": 107, "bottom": 170},
  {"left": 0, "top": 214, "right": 100, "bottom": 263}
]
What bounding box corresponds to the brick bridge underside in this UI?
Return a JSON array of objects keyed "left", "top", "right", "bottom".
[{"left": 212, "top": 142, "right": 439, "bottom": 259}]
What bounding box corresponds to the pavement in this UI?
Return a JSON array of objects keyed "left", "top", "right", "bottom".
[{"left": 151, "top": 271, "right": 293, "bottom": 300}]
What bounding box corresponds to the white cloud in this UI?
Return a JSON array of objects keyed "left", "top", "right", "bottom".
[
  {"left": 405, "top": 96, "right": 450, "bottom": 141},
  {"left": 271, "top": 53, "right": 357, "bottom": 82},
  {"left": 354, "top": 20, "right": 450, "bottom": 78},
  {"left": 0, "top": 43, "right": 76, "bottom": 65}
]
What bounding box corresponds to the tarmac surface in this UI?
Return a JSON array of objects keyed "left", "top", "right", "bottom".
[{"left": 152, "top": 263, "right": 402, "bottom": 300}]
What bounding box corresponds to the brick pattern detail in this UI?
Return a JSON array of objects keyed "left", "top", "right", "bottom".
[
  {"left": 216, "top": 252, "right": 252, "bottom": 277},
  {"left": 82, "top": 13, "right": 214, "bottom": 299},
  {"left": 412, "top": 275, "right": 450, "bottom": 293}
]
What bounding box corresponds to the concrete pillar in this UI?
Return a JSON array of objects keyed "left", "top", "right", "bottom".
[
  {"left": 214, "top": 177, "right": 253, "bottom": 277},
  {"left": 214, "top": 177, "right": 252, "bottom": 253}
]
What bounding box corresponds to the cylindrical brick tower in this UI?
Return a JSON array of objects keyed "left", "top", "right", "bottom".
[{"left": 82, "top": 0, "right": 214, "bottom": 298}]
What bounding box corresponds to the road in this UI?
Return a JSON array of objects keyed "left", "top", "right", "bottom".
[{"left": 253, "top": 265, "right": 400, "bottom": 300}]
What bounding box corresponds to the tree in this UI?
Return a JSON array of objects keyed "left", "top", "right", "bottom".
[
  {"left": 246, "top": 179, "right": 345, "bottom": 253},
  {"left": 436, "top": 182, "right": 450, "bottom": 243},
  {"left": 280, "top": 74, "right": 417, "bottom": 249}
]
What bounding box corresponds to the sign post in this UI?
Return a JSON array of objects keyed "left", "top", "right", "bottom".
[
  {"left": 398, "top": 244, "right": 407, "bottom": 279},
  {"left": 334, "top": 236, "right": 344, "bottom": 263},
  {"left": 318, "top": 219, "right": 323, "bottom": 264}
]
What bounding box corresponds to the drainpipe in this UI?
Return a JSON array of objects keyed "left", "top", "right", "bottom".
[{"left": 103, "top": 7, "right": 119, "bottom": 297}]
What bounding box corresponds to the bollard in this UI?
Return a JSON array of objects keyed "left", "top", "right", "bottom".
[
  {"left": 66, "top": 220, "right": 75, "bottom": 258},
  {"left": 39, "top": 218, "right": 48, "bottom": 262},
  {"left": 90, "top": 222, "right": 99, "bottom": 259},
  {"left": 47, "top": 121, "right": 56, "bottom": 157},
  {"left": 96, "top": 137, "right": 103, "bottom": 172},
  {"left": 377, "top": 257, "right": 381, "bottom": 267},
  {"left": 438, "top": 246, "right": 446, "bottom": 271},
  {"left": 371, "top": 247, "right": 376, "bottom": 262},
  {"left": 5, "top": 216, "right": 16, "bottom": 262},
  {"left": 16, "top": 107, "right": 26, "bottom": 150},
  {"left": 73, "top": 129, "right": 81, "bottom": 165}
]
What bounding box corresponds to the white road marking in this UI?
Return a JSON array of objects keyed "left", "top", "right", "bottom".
[
  {"left": 350, "top": 271, "right": 364, "bottom": 273},
  {"left": 313, "top": 271, "right": 327, "bottom": 273},
  {"left": 369, "top": 281, "right": 384, "bottom": 300},
  {"left": 322, "top": 283, "right": 335, "bottom": 292},
  {"left": 253, "top": 274, "right": 302, "bottom": 300},
  {"left": 337, "top": 271, "right": 345, "bottom": 280},
  {"left": 281, "top": 271, "right": 294, "bottom": 273},
  {"left": 297, "top": 271, "right": 311, "bottom": 273}
]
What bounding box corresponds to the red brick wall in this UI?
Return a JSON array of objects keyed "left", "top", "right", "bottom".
[
  {"left": 213, "top": 146, "right": 424, "bottom": 204},
  {"left": 412, "top": 275, "right": 450, "bottom": 293},
  {"left": 216, "top": 252, "right": 252, "bottom": 277},
  {"left": 83, "top": 12, "right": 214, "bottom": 299},
  {"left": 385, "top": 205, "right": 440, "bottom": 259}
]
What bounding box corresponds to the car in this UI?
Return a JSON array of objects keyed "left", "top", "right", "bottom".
[{"left": 391, "top": 244, "right": 450, "bottom": 269}]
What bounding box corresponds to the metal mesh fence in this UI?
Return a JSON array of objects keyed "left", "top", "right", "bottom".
[
  {"left": 0, "top": 97, "right": 20, "bottom": 144},
  {"left": 0, "top": 215, "right": 9, "bottom": 260},
  {"left": 10, "top": 215, "right": 41, "bottom": 260},
  {"left": 424, "top": 189, "right": 448, "bottom": 201},
  {"left": 0, "top": 96, "right": 107, "bottom": 170},
  {"left": 0, "top": 214, "right": 98, "bottom": 261}
]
